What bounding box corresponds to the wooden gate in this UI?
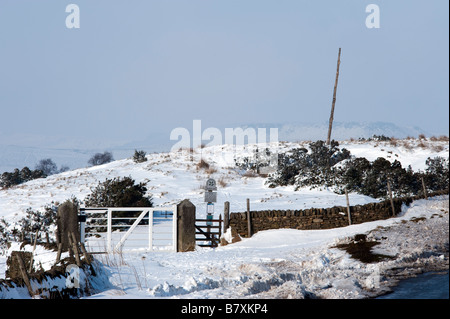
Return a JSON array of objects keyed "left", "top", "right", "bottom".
[{"left": 195, "top": 215, "right": 222, "bottom": 248}]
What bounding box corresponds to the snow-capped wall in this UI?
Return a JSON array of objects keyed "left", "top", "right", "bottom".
[{"left": 229, "top": 190, "right": 448, "bottom": 238}]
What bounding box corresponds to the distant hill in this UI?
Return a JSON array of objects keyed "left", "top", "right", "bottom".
[{"left": 0, "top": 121, "right": 433, "bottom": 173}]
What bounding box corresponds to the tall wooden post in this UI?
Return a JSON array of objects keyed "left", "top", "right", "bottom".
[
  {"left": 387, "top": 180, "right": 395, "bottom": 216},
  {"left": 224, "top": 201, "right": 230, "bottom": 232},
  {"left": 345, "top": 188, "right": 352, "bottom": 225},
  {"left": 421, "top": 177, "right": 428, "bottom": 200},
  {"left": 326, "top": 48, "right": 341, "bottom": 146},
  {"left": 246, "top": 198, "right": 252, "bottom": 238},
  {"left": 29, "top": 229, "right": 38, "bottom": 273},
  {"left": 16, "top": 253, "right": 34, "bottom": 297}
]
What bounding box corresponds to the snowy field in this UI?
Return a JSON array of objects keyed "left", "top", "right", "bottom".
[
  {"left": 0, "top": 138, "right": 448, "bottom": 299},
  {"left": 84, "top": 195, "right": 448, "bottom": 299},
  {"left": 1, "top": 195, "right": 446, "bottom": 299}
]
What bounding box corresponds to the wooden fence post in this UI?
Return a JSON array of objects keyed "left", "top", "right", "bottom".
[
  {"left": 16, "top": 253, "right": 34, "bottom": 297},
  {"left": 345, "top": 189, "right": 352, "bottom": 225},
  {"left": 79, "top": 242, "right": 92, "bottom": 264},
  {"left": 69, "top": 232, "right": 81, "bottom": 267},
  {"left": 224, "top": 201, "right": 230, "bottom": 232},
  {"left": 29, "top": 229, "right": 38, "bottom": 273},
  {"left": 421, "top": 177, "right": 428, "bottom": 200},
  {"left": 218, "top": 214, "right": 222, "bottom": 242},
  {"left": 246, "top": 198, "right": 252, "bottom": 238},
  {"left": 387, "top": 180, "right": 395, "bottom": 216},
  {"left": 55, "top": 243, "right": 62, "bottom": 265}
]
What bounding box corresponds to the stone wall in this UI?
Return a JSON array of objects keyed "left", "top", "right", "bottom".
[{"left": 229, "top": 190, "right": 448, "bottom": 238}]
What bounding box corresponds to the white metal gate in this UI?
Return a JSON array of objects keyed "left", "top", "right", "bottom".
[{"left": 80, "top": 206, "right": 177, "bottom": 253}]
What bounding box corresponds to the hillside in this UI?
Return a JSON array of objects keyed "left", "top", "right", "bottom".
[
  {"left": 1, "top": 137, "right": 448, "bottom": 223},
  {"left": 0, "top": 121, "right": 435, "bottom": 174},
  {"left": 0, "top": 137, "right": 448, "bottom": 299}
]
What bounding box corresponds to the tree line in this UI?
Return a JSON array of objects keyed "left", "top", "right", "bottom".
[{"left": 0, "top": 151, "right": 115, "bottom": 189}]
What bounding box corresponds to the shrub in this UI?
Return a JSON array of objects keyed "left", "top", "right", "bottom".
[
  {"left": 235, "top": 147, "right": 274, "bottom": 175},
  {"left": 0, "top": 218, "right": 10, "bottom": 252},
  {"left": 84, "top": 176, "right": 153, "bottom": 208},
  {"left": 133, "top": 150, "right": 147, "bottom": 163},
  {"left": 197, "top": 159, "right": 210, "bottom": 170},
  {"left": 423, "top": 157, "right": 449, "bottom": 191},
  {"left": 336, "top": 157, "right": 421, "bottom": 198},
  {"left": 88, "top": 151, "right": 114, "bottom": 166},
  {"left": 16, "top": 203, "right": 58, "bottom": 243},
  {"left": 84, "top": 176, "right": 153, "bottom": 228},
  {"left": 266, "top": 140, "right": 350, "bottom": 189},
  {"left": 370, "top": 135, "right": 392, "bottom": 142}
]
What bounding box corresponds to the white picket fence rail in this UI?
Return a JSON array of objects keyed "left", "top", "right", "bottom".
[{"left": 80, "top": 206, "right": 177, "bottom": 253}]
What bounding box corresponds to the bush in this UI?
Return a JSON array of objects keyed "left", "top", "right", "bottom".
[
  {"left": 266, "top": 140, "right": 350, "bottom": 189},
  {"left": 235, "top": 147, "right": 274, "bottom": 175},
  {"left": 197, "top": 159, "right": 210, "bottom": 170},
  {"left": 84, "top": 176, "right": 153, "bottom": 208},
  {"left": 84, "top": 176, "right": 153, "bottom": 227},
  {"left": 0, "top": 218, "right": 10, "bottom": 252},
  {"left": 88, "top": 151, "right": 114, "bottom": 166},
  {"left": 17, "top": 204, "right": 58, "bottom": 243},
  {"left": 133, "top": 150, "right": 147, "bottom": 163},
  {"left": 336, "top": 157, "right": 420, "bottom": 198},
  {"left": 423, "top": 157, "right": 449, "bottom": 191}
]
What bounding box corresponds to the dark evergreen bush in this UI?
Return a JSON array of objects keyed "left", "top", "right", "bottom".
[
  {"left": 16, "top": 203, "right": 58, "bottom": 243},
  {"left": 84, "top": 176, "right": 153, "bottom": 227},
  {"left": 235, "top": 147, "right": 273, "bottom": 175},
  {"left": 84, "top": 176, "right": 153, "bottom": 208},
  {"left": 265, "top": 140, "right": 350, "bottom": 189},
  {"left": 423, "top": 156, "right": 449, "bottom": 191},
  {"left": 336, "top": 157, "right": 421, "bottom": 198},
  {"left": 133, "top": 150, "right": 147, "bottom": 163}
]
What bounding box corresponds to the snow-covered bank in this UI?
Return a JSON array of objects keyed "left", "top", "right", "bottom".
[
  {"left": 85, "top": 195, "right": 448, "bottom": 299},
  {"left": 0, "top": 138, "right": 448, "bottom": 299}
]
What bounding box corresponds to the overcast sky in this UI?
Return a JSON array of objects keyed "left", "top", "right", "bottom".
[{"left": 0, "top": 0, "right": 448, "bottom": 149}]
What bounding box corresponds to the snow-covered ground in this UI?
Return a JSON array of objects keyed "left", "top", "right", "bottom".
[
  {"left": 82, "top": 195, "right": 448, "bottom": 299},
  {"left": 0, "top": 138, "right": 448, "bottom": 299},
  {"left": 1, "top": 195, "right": 447, "bottom": 299}
]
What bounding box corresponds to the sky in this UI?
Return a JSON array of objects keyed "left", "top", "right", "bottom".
[{"left": 0, "top": 0, "right": 448, "bottom": 150}]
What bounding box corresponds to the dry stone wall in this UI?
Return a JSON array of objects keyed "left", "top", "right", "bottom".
[{"left": 229, "top": 190, "right": 448, "bottom": 238}]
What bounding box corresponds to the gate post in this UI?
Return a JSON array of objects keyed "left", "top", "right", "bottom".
[
  {"left": 177, "top": 199, "right": 196, "bottom": 252},
  {"left": 57, "top": 200, "right": 79, "bottom": 253}
]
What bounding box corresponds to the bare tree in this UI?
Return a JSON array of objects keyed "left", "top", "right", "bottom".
[
  {"left": 88, "top": 151, "right": 114, "bottom": 166},
  {"left": 35, "top": 158, "right": 58, "bottom": 176}
]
